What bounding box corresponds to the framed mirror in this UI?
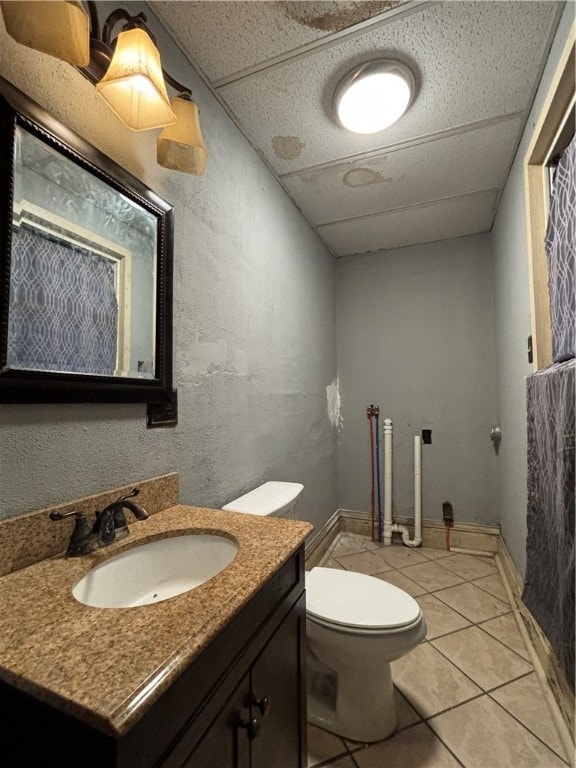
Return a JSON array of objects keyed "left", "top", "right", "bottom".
[{"left": 0, "top": 76, "right": 174, "bottom": 404}]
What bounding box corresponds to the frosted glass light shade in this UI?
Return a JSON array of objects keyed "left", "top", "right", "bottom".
[
  {"left": 96, "top": 27, "right": 175, "bottom": 132},
  {"left": 157, "top": 97, "right": 208, "bottom": 175},
  {"left": 0, "top": 0, "right": 89, "bottom": 66},
  {"left": 334, "top": 60, "right": 414, "bottom": 134}
]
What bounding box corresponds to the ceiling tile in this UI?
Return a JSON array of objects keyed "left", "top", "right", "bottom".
[
  {"left": 154, "top": 0, "right": 406, "bottom": 84},
  {"left": 318, "top": 188, "right": 499, "bottom": 256},
  {"left": 219, "top": 1, "right": 559, "bottom": 173},
  {"left": 283, "top": 115, "right": 524, "bottom": 224}
]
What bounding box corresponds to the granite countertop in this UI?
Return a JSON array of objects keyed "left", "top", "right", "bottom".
[{"left": 0, "top": 505, "right": 312, "bottom": 737}]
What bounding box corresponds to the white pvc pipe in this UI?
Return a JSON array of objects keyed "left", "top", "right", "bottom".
[
  {"left": 383, "top": 418, "right": 393, "bottom": 545},
  {"left": 382, "top": 418, "right": 422, "bottom": 547},
  {"left": 407, "top": 435, "right": 422, "bottom": 548}
]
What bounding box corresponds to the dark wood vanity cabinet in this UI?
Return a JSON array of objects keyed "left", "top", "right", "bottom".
[
  {"left": 186, "top": 595, "right": 304, "bottom": 768},
  {"left": 0, "top": 547, "right": 307, "bottom": 768}
]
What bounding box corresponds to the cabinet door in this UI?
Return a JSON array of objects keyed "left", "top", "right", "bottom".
[
  {"left": 183, "top": 675, "right": 251, "bottom": 768},
  {"left": 250, "top": 595, "right": 306, "bottom": 768}
]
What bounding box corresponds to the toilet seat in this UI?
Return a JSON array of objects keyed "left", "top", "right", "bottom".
[{"left": 306, "top": 567, "right": 422, "bottom": 633}]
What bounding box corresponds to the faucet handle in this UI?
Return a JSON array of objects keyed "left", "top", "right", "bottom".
[
  {"left": 49, "top": 509, "right": 85, "bottom": 521},
  {"left": 117, "top": 488, "right": 140, "bottom": 502}
]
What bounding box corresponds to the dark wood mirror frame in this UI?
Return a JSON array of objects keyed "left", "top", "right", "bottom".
[{"left": 0, "top": 76, "right": 174, "bottom": 404}]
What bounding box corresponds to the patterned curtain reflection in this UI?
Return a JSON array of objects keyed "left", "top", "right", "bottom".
[{"left": 8, "top": 225, "right": 118, "bottom": 375}]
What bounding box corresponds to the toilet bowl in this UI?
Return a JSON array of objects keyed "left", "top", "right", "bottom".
[
  {"left": 306, "top": 567, "right": 426, "bottom": 742},
  {"left": 223, "top": 482, "right": 426, "bottom": 743}
]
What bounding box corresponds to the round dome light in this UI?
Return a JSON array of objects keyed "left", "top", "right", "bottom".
[{"left": 334, "top": 60, "right": 415, "bottom": 134}]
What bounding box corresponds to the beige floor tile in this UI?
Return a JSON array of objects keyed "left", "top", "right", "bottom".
[
  {"left": 307, "top": 723, "right": 348, "bottom": 767},
  {"left": 370, "top": 544, "right": 430, "bottom": 569},
  {"left": 434, "top": 582, "right": 510, "bottom": 623},
  {"left": 322, "top": 558, "right": 345, "bottom": 570},
  {"left": 399, "top": 561, "right": 466, "bottom": 591},
  {"left": 479, "top": 613, "right": 531, "bottom": 660},
  {"left": 394, "top": 687, "right": 423, "bottom": 730},
  {"left": 336, "top": 551, "right": 394, "bottom": 575},
  {"left": 490, "top": 673, "right": 568, "bottom": 761},
  {"left": 472, "top": 572, "right": 510, "bottom": 603},
  {"left": 429, "top": 695, "right": 567, "bottom": 767},
  {"left": 363, "top": 539, "right": 384, "bottom": 551},
  {"left": 418, "top": 546, "right": 453, "bottom": 560},
  {"left": 373, "top": 570, "right": 428, "bottom": 598},
  {"left": 352, "top": 722, "right": 461, "bottom": 768},
  {"left": 392, "top": 642, "right": 481, "bottom": 718},
  {"left": 344, "top": 688, "right": 422, "bottom": 750},
  {"left": 432, "top": 626, "right": 533, "bottom": 690},
  {"left": 331, "top": 536, "right": 370, "bottom": 558},
  {"left": 438, "top": 553, "right": 497, "bottom": 580},
  {"left": 416, "top": 593, "right": 471, "bottom": 639}
]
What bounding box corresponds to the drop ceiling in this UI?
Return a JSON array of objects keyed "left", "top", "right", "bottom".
[{"left": 152, "top": 1, "right": 563, "bottom": 257}]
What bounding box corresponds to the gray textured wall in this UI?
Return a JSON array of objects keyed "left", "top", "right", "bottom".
[
  {"left": 336, "top": 234, "right": 499, "bottom": 525},
  {"left": 0, "top": 2, "right": 338, "bottom": 533},
  {"left": 491, "top": 5, "right": 575, "bottom": 577}
]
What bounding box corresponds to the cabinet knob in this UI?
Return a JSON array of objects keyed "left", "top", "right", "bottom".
[
  {"left": 238, "top": 715, "right": 260, "bottom": 740},
  {"left": 252, "top": 695, "right": 270, "bottom": 717}
]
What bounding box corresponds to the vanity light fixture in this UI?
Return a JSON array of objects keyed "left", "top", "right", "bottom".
[
  {"left": 157, "top": 93, "right": 208, "bottom": 176},
  {"left": 95, "top": 24, "right": 175, "bottom": 132},
  {"left": 334, "top": 59, "right": 415, "bottom": 135},
  {"left": 0, "top": 0, "right": 90, "bottom": 67},
  {"left": 0, "top": 0, "right": 207, "bottom": 174}
]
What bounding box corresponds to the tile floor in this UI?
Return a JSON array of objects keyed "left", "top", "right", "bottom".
[{"left": 307, "top": 534, "right": 571, "bottom": 768}]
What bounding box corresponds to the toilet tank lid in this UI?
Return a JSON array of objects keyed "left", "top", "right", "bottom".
[
  {"left": 306, "top": 567, "right": 422, "bottom": 630},
  {"left": 222, "top": 481, "right": 304, "bottom": 516}
]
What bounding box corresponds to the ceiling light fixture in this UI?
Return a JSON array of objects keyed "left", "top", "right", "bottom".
[
  {"left": 334, "top": 60, "right": 415, "bottom": 135},
  {"left": 0, "top": 1, "right": 207, "bottom": 174}
]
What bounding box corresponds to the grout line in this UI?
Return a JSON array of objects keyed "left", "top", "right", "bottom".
[
  {"left": 485, "top": 695, "right": 571, "bottom": 766},
  {"left": 475, "top": 619, "right": 534, "bottom": 665},
  {"left": 469, "top": 577, "right": 511, "bottom": 604},
  {"left": 430, "top": 590, "right": 510, "bottom": 624},
  {"left": 312, "top": 750, "right": 351, "bottom": 768},
  {"left": 427, "top": 639, "right": 503, "bottom": 695},
  {"left": 420, "top": 721, "right": 467, "bottom": 768},
  {"left": 347, "top": 718, "right": 467, "bottom": 767}
]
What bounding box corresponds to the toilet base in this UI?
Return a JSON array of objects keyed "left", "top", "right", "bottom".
[{"left": 307, "top": 649, "right": 397, "bottom": 742}]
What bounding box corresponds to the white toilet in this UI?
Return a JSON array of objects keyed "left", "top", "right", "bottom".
[{"left": 223, "top": 481, "right": 426, "bottom": 743}]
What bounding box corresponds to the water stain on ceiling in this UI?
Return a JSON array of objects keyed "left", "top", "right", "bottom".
[
  {"left": 343, "top": 168, "right": 402, "bottom": 187},
  {"left": 282, "top": 0, "right": 405, "bottom": 33},
  {"left": 272, "top": 135, "right": 305, "bottom": 160}
]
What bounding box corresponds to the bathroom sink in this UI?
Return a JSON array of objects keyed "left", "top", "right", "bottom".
[{"left": 73, "top": 534, "right": 239, "bottom": 608}]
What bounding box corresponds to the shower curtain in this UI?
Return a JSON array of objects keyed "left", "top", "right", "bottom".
[
  {"left": 522, "top": 132, "right": 576, "bottom": 693},
  {"left": 544, "top": 133, "right": 575, "bottom": 362},
  {"left": 523, "top": 360, "right": 575, "bottom": 692}
]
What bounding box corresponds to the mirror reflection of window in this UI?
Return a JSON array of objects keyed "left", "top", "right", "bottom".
[
  {"left": 8, "top": 223, "right": 119, "bottom": 375},
  {"left": 8, "top": 125, "right": 158, "bottom": 379}
]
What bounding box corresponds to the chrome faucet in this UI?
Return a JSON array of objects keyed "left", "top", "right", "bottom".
[{"left": 50, "top": 488, "right": 149, "bottom": 557}]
